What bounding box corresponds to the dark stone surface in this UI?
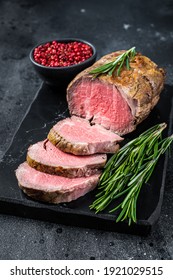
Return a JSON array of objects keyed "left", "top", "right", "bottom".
[{"left": 0, "top": 0, "right": 173, "bottom": 259}]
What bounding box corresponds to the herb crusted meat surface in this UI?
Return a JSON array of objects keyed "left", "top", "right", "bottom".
[{"left": 67, "top": 51, "right": 165, "bottom": 135}]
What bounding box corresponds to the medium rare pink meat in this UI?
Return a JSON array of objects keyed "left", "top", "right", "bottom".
[
  {"left": 68, "top": 79, "right": 133, "bottom": 133},
  {"left": 27, "top": 139, "right": 107, "bottom": 178},
  {"left": 48, "top": 116, "right": 123, "bottom": 155},
  {"left": 67, "top": 51, "right": 165, "bottom": 135},
  {"left": 16, "top": 162, "right": 101, "bottom": 204}
]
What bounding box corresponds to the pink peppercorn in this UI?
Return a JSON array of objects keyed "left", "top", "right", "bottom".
[{"left": 33, "top": 41, "right": 93, "bottom": 67}]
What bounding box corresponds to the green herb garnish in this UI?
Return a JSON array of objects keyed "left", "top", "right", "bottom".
[
  {"left": 90, "top": 123, "right": 173, "bottom": 225},
  {"left": 89, "top": 46, "right": 137, "bottom": 77}
]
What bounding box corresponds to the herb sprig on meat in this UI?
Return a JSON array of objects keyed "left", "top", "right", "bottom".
[{"left": 89, "top": 46, "right": 136, "bottom": 77}]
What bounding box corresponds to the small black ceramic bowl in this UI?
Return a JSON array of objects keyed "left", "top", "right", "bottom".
[{"left": 29, "top": 38, "right": 97, "bottom": 87}]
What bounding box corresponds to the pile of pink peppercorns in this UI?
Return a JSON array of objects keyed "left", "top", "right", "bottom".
[{"left": 33, "top": 40, "right": 93, "bottom": 67}]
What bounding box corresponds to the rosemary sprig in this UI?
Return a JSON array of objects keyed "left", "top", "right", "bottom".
[
  {"left": 90, "top": 123, "right": 173, "bottom": 225},
  {"left": 89, "top": 46, "right": 136, "bottom": 77}
]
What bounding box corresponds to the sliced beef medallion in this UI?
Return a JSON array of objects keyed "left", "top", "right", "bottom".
[
  {"left": 67, "top": 51, "right": 165, "bottom": 135},
  {"left": 48, "top": 116, "right": 123, "bottom": 155},
  {"left": 16, "top": 162, "right": 101, "bottom": 204},
  {"left": 27, "top": 139, "right": 107, "bottom": 178}
]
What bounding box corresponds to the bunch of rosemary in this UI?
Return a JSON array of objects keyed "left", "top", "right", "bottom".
[
  {"left": 89, "top": 46, "right": 136, "bottom": 77},
  {"left": 90, "top": 123, "right": 173, "bottom": 225}
]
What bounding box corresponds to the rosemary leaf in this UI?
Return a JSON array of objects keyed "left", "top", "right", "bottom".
[
  {"left": 126, "top": 57, "right": 130, "bottom": 70},
  {"left": 90, "top": 123, "right": 173, "bottom": 225},
  {"left": 89, "top": 46, "right": 137, "bottom": 77}
]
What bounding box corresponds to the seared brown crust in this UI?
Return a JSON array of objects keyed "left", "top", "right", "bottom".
[
  {"left": 48, "top": 127, "right": 120, "bottom": 155},
  {"left": 19, "top": 184, "right": 79, "bottom": 204},
  {"left": 67, "top": 51, "right": 165, "bottom": 130},
  {"left": 19, "top": 183, "right": 95, "bottom": 204},
  {"left": 48, "top": 128, "right": 88, "bottom": 155},
  {"left": 19, "top": 183, "right": 70, "bottom": 204},
  {"left": 26, "top": 153, "right": 106, "bottom": 178}
]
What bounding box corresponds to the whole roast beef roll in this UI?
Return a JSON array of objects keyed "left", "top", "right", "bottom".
[{"left": 67, "top": 50, "right": 165, "bottom": 135}]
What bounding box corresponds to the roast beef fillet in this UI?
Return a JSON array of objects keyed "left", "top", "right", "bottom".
[
  {"left": 16, "top": 162, "right": 101, "bottom": 204},
  {"left": 67, "top": 51, "right": 165, "bottom": 135},
  {"left": 48, "top": 116, "right": 123, "bottom": 155},
  {"left": 27, "top": 139, "right": 107, "bottom": 178}
]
